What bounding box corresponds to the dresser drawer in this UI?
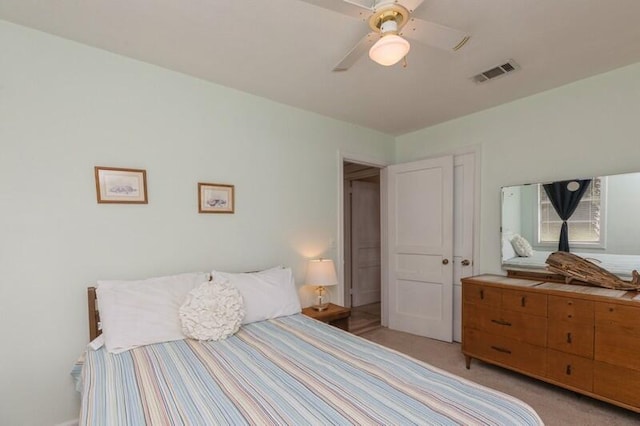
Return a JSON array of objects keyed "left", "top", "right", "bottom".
[
  {"left": 463, "top": 328, "right": 546, "bottom": 376},
  {"left": 464, "top": 305, "right": 547, "bottom": 346},
  {"left": 548, "top": 322, "right": 594, "bottom": 358},
  {"left": 596, "top": 303, "right": 640, "bottom": 329},
  {"left": 463, "top": 283, "right": 501, "bottom": 307},
  {"left": 501, "top": 288, "right": 547, "bottom": 317},
  {"left": 547, "top": 349, "right": 593, "bottom": 392},
  {"left": 595, "top": 324, "right": 640, "bottom": 371},
  {"left": 548, "top": 295, "right": 594, "bottom": 324},
  {"left": 594, "top": 361, "right": 640, "bottom": 408}
]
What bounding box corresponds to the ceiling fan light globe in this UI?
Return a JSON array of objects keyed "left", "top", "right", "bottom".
[{"left": 369, "top": 34, "right": 410, "bottom": 66}]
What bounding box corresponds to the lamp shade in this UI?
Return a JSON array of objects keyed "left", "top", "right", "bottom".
[
  {"left": 305, "top": 259, "right": 338, "bottom": 287},
  {"left": 369, "top": 34, "right": 410, "bottom": 66}
]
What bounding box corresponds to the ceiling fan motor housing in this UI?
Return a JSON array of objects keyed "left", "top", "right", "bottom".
[
  {"left": 379, "top": 19, "right": 398, "bottom": 35},
  {"left": 369, "top": 4, "right": 409, "bottom": 34}
]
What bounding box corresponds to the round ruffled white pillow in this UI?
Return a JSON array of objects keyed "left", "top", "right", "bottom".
[{"left": 179, "top": 279, "right": 245, "bottom": 341}]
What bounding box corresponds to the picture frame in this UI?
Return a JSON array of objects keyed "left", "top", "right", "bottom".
[
  {"left": 94, "top": 166, "right": 148, "bottom": 204},
  {"left": 198, "top": 182, "right": 235, "bottom": 214}
]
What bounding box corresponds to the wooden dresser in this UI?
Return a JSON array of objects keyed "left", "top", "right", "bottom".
[{"left": 462, "top": 274, "right": 640, "bottom": 413}]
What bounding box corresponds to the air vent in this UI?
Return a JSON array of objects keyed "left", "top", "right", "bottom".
[{"left": 472, "top": 60, "right": 520, "bottom": 83}]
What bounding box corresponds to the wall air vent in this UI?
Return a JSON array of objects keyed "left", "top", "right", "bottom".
[{"left": 472, "top": 60, "right": 520, "bottom": 83}]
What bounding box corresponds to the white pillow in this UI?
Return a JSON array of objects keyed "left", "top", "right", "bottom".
[
  {"left": 502, "top": 234, "right": 517, "bottom": 261},
  {"left": 511, "top": 234, "right": 534, "bottom": 257},
  {"left": 212, "top": 266, "right": 301, "bottom": 324},
  {"left": 179, "top": 279, "right": 245, "bottom": 341},
  {"left": 96, "top": 272, "right": 210, "bottom": 353}
]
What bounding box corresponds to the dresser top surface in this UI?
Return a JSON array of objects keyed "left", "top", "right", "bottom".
[{"left": 467, "top": 274, "right": 544, "bottom": 287}]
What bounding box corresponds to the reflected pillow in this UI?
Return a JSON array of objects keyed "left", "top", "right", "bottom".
[
  {"left": 212, "top": 266, "right": 301, "bottom": 324},
  {"left": 179, "top": 279, "right": 244, "bottom": 341},
  {"left": 511, "top": 234, "right": 534, "bottom": 257},
  {"left": 96, "top": 272, "right": 210, "bottom": 353}
]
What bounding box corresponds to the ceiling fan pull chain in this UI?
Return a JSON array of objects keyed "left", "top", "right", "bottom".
[{"left": 403, "top": 55, "right": 408, "bottom": 68}]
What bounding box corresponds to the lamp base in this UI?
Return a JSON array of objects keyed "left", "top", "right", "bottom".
[{"left": 312, "top": 303, "right": 329, "bottom": 311}]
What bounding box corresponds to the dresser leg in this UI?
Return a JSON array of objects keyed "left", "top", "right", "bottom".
[{"left": 465, "top": 355, "right": 472, "bottom": 369}]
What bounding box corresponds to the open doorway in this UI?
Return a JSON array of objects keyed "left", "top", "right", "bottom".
[{"left": 343, "top": 161, "right": 382, "bottom": 334}]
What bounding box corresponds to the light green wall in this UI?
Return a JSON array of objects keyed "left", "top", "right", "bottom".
[
  {"left": 605, "top": 173, "right": 640, "bottom": 254},
  {"left": 396, "top": 61, "right": 640, "bottom": 274},
  {"left": 0, "top": 20, "right": 394, "bottom": 425}
]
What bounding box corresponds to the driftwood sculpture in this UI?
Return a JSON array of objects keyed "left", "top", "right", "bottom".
[{"left": 545, "top": 251, "right": 640, "bottom": 290}]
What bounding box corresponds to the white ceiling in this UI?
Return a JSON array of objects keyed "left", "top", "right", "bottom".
[{"left": 2, "top": 0, "right": 640, "bottom": 135}]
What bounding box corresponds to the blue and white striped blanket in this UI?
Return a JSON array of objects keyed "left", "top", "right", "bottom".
[{"left": 73, "top": 314, "right": 543, "bottom": 425}]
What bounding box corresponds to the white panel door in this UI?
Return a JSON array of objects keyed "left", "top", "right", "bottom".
[
  {"left": 351, "top": 180, "right": 381, "bottom": 307},
  {"left": 387, "top": 156, "right": 454, "bottom": 341},
  {"left": 452, "top": 153, "right": 475, "bottom": 342}
]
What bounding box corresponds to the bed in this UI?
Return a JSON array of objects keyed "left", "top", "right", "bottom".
[{"left": 74, "top": 273, "right": 543, "bottom": 425}]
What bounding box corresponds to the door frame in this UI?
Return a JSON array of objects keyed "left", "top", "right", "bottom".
[{"left": 336, "top": 151, "right": 388, "bottom": 311}]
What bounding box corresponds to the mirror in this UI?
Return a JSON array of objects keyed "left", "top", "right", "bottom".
[{"left": 501, "top": 171, "right": 640, "bottom": 279}]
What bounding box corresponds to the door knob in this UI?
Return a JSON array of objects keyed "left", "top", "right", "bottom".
[
  {"left": 442, "top": 259, "right": 449, "bottom": 265},
  {"left": 461, "top": 259, "right": 471, "bottom": 266}
]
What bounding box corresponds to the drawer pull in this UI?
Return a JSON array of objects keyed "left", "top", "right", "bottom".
[
  {"left": 491, "top": 319, "right": 512, "bottom": 327},
  {"left": 567, "top": 332, "right": 572, "bottom": 344},
  {"left": 521, "top": 296, "right": 527, "bottom": 307},
  {"left": 566, "top": 365, "right": 572, "bottom": 376},
  {"left": 491, "top": 346, "right": 512, "bottom": 355},
  {"left": 480, "top": 289, "right": 484, "bottom": 300}
]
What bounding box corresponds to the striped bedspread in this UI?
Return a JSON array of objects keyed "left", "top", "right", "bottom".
[{"left": 73, "top": 314, "right": 543, "bottom": 425}]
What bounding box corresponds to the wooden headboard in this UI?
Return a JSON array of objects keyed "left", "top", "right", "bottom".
[{"left": 88, "top": 287, "right": 101, "bottom": 341}]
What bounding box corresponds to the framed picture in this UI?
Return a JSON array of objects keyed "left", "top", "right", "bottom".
[
  {"left": 198, "top": 183, "right": 234, "bottom": 213},
  {"left": 94, "top": 166, "right": 148, "bottom": 204}
]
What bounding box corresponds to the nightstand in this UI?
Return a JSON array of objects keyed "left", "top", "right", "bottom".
[{"left": 302, "top": 303, "right": 351, "bottom": 331}]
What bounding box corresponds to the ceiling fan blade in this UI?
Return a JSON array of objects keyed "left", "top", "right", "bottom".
[
  {"left": 396, "top": 0, "right": 425, "bottom": 13},
  {"left": 333, "top": 32, "right": 377, "bottom": 72},
  {"left": 401, "top": 18, "right": 470, "bottom": 52},
  {"left": 297, "top": 0, "right": 373, "bottom": 19}
]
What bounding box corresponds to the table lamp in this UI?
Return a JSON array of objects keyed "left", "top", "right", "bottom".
[{"left": 305, "top": 258, "right": 338, "bottom": 311}]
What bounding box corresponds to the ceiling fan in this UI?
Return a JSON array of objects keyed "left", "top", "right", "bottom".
[{"left": 300, "top": 0, "right": 470, "bottom": 71}]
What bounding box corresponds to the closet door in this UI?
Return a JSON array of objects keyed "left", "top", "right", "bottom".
[{"left": 386, "top": 156, "right": 454, "bottom": 341}]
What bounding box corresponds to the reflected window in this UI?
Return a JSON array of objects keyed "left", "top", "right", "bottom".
[{"left": 537, "top": 177, "right": 606, "bottom": 247}]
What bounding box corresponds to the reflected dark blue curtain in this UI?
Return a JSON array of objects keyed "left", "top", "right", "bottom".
[{"left": 543, "top": 179, "right": 592, "bottom": 252}]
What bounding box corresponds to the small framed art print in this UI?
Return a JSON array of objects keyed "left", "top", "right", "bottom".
[
  {"left": 94, "top": 166, "right": 148, "bottom": 204},
  {"left": 198, "top": 183, "right": 234, "bottom": 213}
]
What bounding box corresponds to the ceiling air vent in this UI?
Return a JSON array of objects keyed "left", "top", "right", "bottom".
[{"left": 472, "top": 60, "right": 520, "bottom": 83}]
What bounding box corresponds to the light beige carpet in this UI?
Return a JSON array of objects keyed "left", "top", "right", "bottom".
[
  {"left": 349, "top": 302, "right": 381, "bottom": 335},
  {"left": 360, "top": 327, "right": 639, "bottom": 426}
]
